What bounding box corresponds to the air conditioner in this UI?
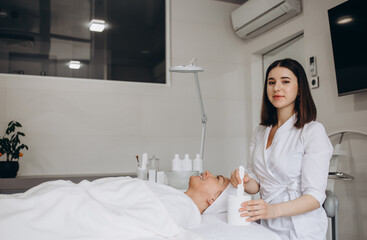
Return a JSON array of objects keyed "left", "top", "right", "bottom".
[{"left": 231, "top": 0, "right": 301, "bottom": 40}]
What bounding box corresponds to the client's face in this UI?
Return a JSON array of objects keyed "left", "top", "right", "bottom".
[{"left": 188, "top": 171, "right": 230, "bottom": 199}]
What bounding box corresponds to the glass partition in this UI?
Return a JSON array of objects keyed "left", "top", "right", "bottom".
[{"left": 0, "top": 0, "right": 168, "bottom": 84}]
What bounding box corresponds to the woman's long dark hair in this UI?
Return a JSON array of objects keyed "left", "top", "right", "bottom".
[{"left": 260, "top": 58, "right": 316, "bottom": 128}]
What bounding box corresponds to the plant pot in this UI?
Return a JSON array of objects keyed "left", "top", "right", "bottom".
[{"left": 0, "top": 161, "right": 19, "bottom": 178}]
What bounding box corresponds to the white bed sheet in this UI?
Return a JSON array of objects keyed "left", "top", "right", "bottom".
[
  {"left": 0, "top": 177, "right": 186, "bottom": 240},
  {"left": 0, "top": 177, "right": 280, "bottom": 240},
  {"left": 190, "top": 213, "right": 281, "bottom": 240}
]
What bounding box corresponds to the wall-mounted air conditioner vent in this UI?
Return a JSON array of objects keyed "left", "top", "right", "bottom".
[{"left": 231, "top": 0, "right": 301, "bottom": 39}]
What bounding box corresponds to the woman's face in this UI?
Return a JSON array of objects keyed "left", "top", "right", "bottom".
[
  {"left": 266, "top": 66, "right": 299, "bottom": 113},
  {"left": 188, "top": 171, "right": 229, "bottom": 199}
]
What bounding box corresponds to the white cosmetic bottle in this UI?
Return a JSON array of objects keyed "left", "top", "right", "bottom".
[
  {"left": 227, "top": 165, "right": 251, "bottom": 226},
  {"left": 193, "top": 154, "right": 203, "bottom": 173},
  {"left": 182, "top": 154, "right": 193, "bottom": 171},
  {"left": 172, "top": 154, "right": 182, "bottom": 172}
]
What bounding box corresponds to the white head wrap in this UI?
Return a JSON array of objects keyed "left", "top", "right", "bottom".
[{"left": 203, "top": 184, "right": 237, "bottom": 214}]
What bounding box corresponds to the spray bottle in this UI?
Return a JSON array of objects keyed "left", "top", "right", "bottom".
[{"left": 137, "top": 153, "right": 148, "bottom": 180}]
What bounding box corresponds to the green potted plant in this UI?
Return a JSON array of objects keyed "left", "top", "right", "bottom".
[{"left": 0, "top": 121, "right": 28, "bottom": 178}]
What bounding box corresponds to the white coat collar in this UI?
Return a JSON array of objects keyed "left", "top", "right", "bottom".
[
  {"left": 268, "top": 113, "right": 297, "bottom": 144},
  {"left": 276, "top": 113, "right": 297, "bottom": 133}
]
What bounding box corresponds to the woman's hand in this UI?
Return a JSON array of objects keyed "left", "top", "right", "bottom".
[
  {"left": 230, "top": 169, "right": 250, "bottom": 187},
  {"left": 239, "top": 199, "right": 278, "bottom": 221}
]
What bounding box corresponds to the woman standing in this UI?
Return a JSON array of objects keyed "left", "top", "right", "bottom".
[{"left": 230, "top": 58, "right": 333, "bottom": 239}]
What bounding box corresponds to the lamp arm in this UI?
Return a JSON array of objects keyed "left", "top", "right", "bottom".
[
  {"left": 194, "top": 72, "right": 207, "bottom": 159},
  {"left": 200, "top": 120, "right": 207, "bottom": 160},
  {"left": 194, "top": 72, "right": 206, "bottom": 122}
]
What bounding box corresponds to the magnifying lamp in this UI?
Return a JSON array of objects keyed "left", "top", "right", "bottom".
[{"left": 169, "top": 58, "right": 207, "bottom": 160}]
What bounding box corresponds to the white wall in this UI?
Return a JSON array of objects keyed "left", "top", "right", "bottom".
[
  {"left": 241, "top": 0, "right": 367, "bottom": 239},
  {"left": 0, "top": 0, "right": 248, "bottom": 177}
]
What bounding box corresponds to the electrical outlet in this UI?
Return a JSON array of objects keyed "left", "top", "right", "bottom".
[{"left": 310, "top": 76, "right": 319, "bottom": 89}]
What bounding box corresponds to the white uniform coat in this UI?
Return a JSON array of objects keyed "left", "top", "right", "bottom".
[{"left": 248, "top": 114, "right": 333, "bottom": 240}]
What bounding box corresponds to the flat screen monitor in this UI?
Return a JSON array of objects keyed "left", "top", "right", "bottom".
[{"left": 328, "top": 0, "right": 367, "bottom": 96}]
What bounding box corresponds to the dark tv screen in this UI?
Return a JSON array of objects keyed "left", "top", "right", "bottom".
[{"left": 328, "top": 0, "right": 367, "bottom": 96}]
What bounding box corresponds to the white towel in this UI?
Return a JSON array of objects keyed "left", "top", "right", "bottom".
[{"left": 203, "top": 184, "right": 237, "bottom": 214}]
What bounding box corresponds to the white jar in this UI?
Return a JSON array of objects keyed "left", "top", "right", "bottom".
[{"left": 227, "top": 194, "right": 251, "bottom": 226}]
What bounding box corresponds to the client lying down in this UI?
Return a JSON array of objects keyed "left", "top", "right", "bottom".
[{"left": 0, "top": 171, "right": 232, "bottom": 240}]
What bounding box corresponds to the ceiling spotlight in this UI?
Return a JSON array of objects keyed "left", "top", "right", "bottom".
[
  {"left": 69, "top": 60, "right": 81, "bottom": 69},
  {"left": 337, "top": 16, "right": 353, "bottom": 24},
  {"left": 89, "top": 19, "right": 106, "bottom": 32},
  {"left": 0, "top": 10, "right": 8, "bottom": 18}
]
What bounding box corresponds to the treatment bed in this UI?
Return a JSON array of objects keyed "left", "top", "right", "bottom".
[{"left": 0, "top": 175, "right": 280, "bottom": 240}]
